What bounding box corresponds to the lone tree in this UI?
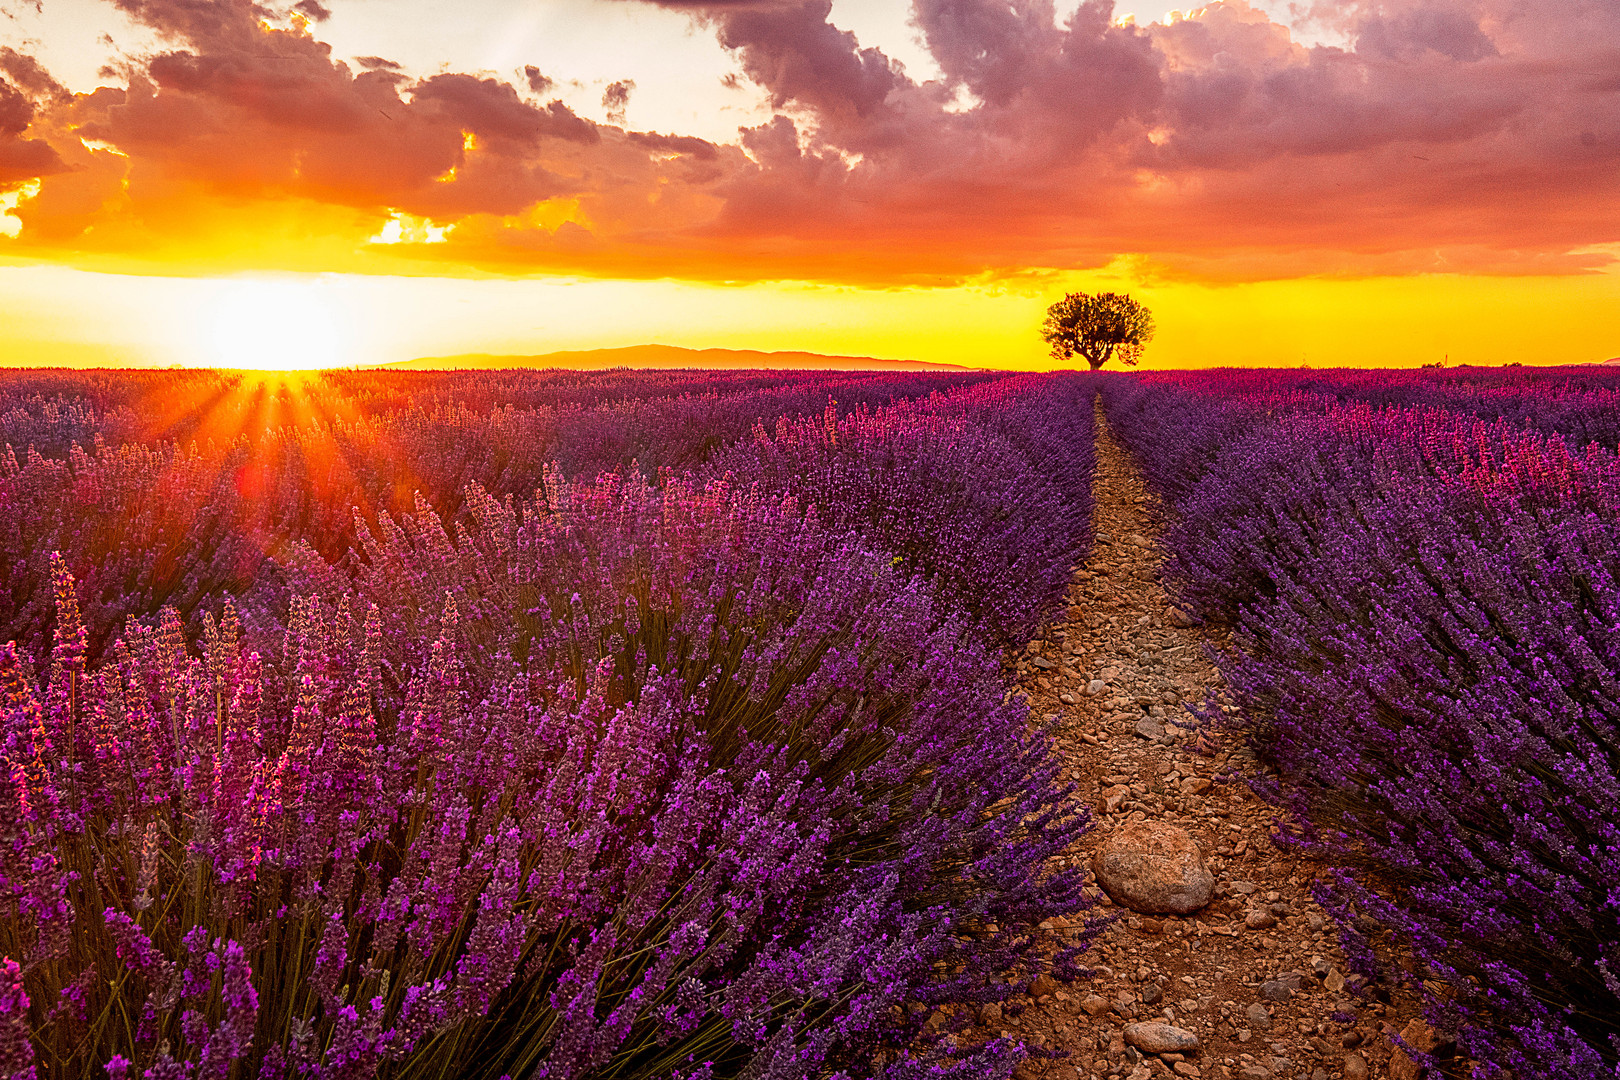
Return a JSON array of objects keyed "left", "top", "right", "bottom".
[{"left": 1041, "top": 291, "right": 1155, "bottom": 369}]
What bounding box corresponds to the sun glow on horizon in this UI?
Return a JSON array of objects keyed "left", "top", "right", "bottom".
[
  {"left": 0, "top": 263, "right": 1615, "bottom": 372},
  {"left": 204, "top": 279, "right": 351, "bottom": 370}
]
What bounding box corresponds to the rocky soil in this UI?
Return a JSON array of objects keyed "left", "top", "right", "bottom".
[{"left": 953, "top": 405, "right": 1431, "bottom": 1080}]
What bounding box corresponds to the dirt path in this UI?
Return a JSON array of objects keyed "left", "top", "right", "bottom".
[{"left": 966, "top": 403, "right": 1423, "bottom": 1080}]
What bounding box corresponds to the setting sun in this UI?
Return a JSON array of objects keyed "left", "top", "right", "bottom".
[{"left": 204, "top": 279, "right": 348, "bottom": 370}]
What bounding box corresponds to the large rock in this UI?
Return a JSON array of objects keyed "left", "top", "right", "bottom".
[
  {"left": 1124, "top": 1021, "right": 1200, "bottom": 1054},
  {"left": 1259, "top": 978, "right": 1295, "bottom": 1002},
  {"left": 1092, "top": 821, "right": 1215, "bottom": 914},
  {"left": 1389, "top": 1018, "right": 1440, "bottom": 1080}
]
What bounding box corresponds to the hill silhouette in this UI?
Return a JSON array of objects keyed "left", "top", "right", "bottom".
[{"left": 386, "top": 344, "right": 984, "bottom": 372}]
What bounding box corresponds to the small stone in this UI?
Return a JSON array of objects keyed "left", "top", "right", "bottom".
[
  {"left": 1140, "top": 917, "right": 1164, "bottom": 934},
  {"left": 1032, "top": 656, "right": 1054, "bottom": 670},
  {"left": 1342, "top": 1052, "right": 1368, "bottom": 1080},
  {"left": 1259, "top": 980, "right": 1294, "bottom": 1003},
  {"left": 1082, "top": 994, "right": 1110, "bottom": 1016},
  {"left": 1140, "top": 983, "right": 1164, "bottom": 1005},
  {"left": 1123, "top": 1021, "right": 1200, "bottom": 1054},
  {"left": 978, "top": 1001, "right": 1003, "bottom": 1025},
  {"left": 1060, "top": 692, "right": 1079, "bottom": 705},
  {"left": 1135, "top": 718, "right": 1166, "bottom": 741},
  {"left": 1236, "top": 1065, "right": 1271, "bottom": 1080},
  {"left": 1182, "top": 777, "right": 1213, "bottom": 796},
  {"left": 1030, "top": 973, "right": 1059, "bottom": 998},
  {"left": 1227, "top": 880, "right": 1257, "bottom": 895},
  {"left": 1174, "top": 1063, "right": 1202, "bottom": 1078},
  {"left": 1245, "top": 910, "right": 1278, "bottom": 931},
  {"left": 1092, "top": 821, "right": 1217, "bottom": 914},
  {"left": 1246, "top": 1003, "right": 1272, "bottom": 1030},
  {"left": 1087, "top": 679, "right": 1108, "bottom": 695},
  {"left": 1323, "top": 967, "right": 1345, "bottom": 993}
]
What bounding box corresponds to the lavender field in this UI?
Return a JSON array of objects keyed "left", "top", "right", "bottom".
[
  {"left": 1, "top": 365, "right": 1617, "bottom": 1079},
  {"left": 1104, "top": 367, "right": 1620, "bottom": 1079}
]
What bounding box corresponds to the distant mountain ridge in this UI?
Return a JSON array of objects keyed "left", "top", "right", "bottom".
[{"left": 386, "top": 344, "right": 985, "bottom": 372}]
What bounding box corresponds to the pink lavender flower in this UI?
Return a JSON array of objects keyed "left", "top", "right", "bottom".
[{"left": 0, "top": 958, "right": 33, "bottom": 1080}]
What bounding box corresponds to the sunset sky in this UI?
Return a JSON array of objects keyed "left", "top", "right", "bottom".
[{"left": 0, "top": 0, "right": 1617, "bottom": 369}]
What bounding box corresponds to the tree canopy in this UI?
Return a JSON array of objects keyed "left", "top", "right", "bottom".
[{"left": 1040, "top": 292, "right": 1155, "bottom": 370}]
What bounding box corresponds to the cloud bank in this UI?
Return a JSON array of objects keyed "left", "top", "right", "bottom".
[{"left": 0, "top": 0, "right": 1616, "bottom": 283}]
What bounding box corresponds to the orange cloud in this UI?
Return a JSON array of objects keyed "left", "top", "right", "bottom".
[
  {"left": 0, "top": 0, "right": 1616, "bottom": 285},
  {"left": 0, "top": 47, "right": 71, "bottom": 184}
]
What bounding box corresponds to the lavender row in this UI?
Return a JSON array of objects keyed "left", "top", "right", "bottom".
[
  {"left": 0, "top": 369, "right": 997, "bottom": 457},
  {"left": 704, "top": 373, "right": 1097, "bottom": 647},
  {"left": 1131, "top": 365, "right": 1620, "bottom": 451},
  {"left": 1103, "top": 371, "right": 1620, "bottom": 1076}
]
